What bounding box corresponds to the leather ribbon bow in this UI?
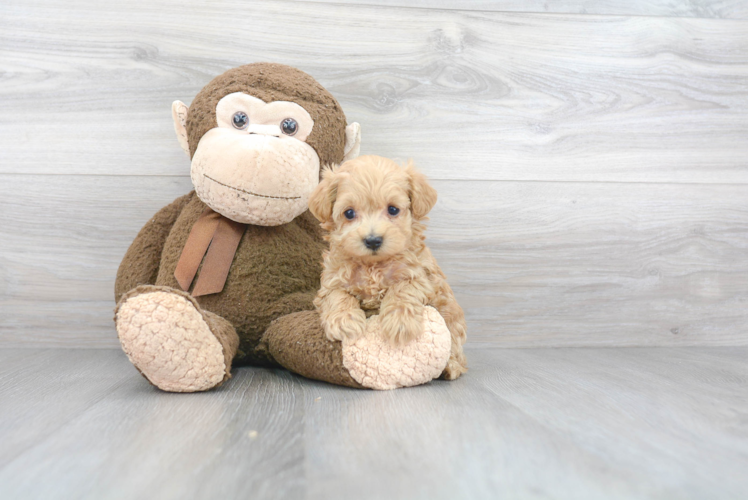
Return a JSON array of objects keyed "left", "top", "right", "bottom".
[{"left": 174, "top": 207, "right": 247, "bottom": 297}]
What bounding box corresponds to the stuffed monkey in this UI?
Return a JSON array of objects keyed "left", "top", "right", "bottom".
[{"left": 114, "top": 63, "right": 451, "bottom": 391}]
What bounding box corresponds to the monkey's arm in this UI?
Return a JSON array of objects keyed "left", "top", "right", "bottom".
[
  {"left": 114, "top": 192, "right": 195, "bottom": 303},
  {"left": 267, "top": 291, "right": 317, "bottom": 317}
]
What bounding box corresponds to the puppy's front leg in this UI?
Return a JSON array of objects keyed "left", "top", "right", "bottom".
[
  {"left": 315, "top": 288, "right": 366, "bottom": 342},
  {"left": 379, "top": 280, "right": 429, "bottom": 346}
]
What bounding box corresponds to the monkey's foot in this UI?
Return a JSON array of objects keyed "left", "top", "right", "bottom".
[
  {"left": 115, "top": 286, "right": 233, "bottom": 392},
  {"left": 342, "top": 306, "right": 451, "bottom": 390}
]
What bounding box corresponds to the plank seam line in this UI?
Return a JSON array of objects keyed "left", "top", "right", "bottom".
[
  {"left": 288, "top": 0, "right": 748, "bottom": 22},
  {"left": 2, "top": 172, "right": 748, "bottom": 187}
]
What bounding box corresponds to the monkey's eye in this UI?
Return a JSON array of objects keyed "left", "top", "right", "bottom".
[
  {"left": 388, "top": 206, "right": 400, "bottom": 216},
  {"left": 232, "top": 111, "right": 249, "bottom": 130},
  {"left": 344, "top": 209, "right": 356, "bottom": 220},
  {"left": 281, "top": 118, "right": 298, "bottom": 136}
]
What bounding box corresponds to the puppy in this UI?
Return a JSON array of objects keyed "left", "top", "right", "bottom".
[{"left": 308, "top": 155, "right": 467, "bottom": 380}]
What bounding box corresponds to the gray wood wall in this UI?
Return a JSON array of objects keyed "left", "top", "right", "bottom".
[{"left": 1, "top": 0, "right": 747, "bottom": 348}]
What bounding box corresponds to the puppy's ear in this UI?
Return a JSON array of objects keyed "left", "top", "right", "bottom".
[
  {"left": 405, "top": 160, "right": 437, "bottom": 220},
  {"left": 309, "top": 165, "right": 341, "bottom": 227}
]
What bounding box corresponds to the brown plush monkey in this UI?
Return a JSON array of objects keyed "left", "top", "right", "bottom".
[{"left": 114, "top": 63, "right": 451, "bottom": 392}]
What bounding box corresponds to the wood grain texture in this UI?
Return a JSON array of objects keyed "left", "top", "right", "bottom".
[
  {"left": 1, "top": 1, "right": 747, "bottom": 182},
  {"left": 0, "top": 175, "right": 194, "bottom": 347},
  {"left": 1, "top": 0, "right": 747, "bottom": 348},
  {"left": 0, "top": 347, "right": 746, "bottom": 499},
  {"left": 298, "top": 0, "right": 748, "bottom": 19},
  {"left": 0, "top": 349, "right": 306, "bottom": 500},
  {"left": 2, "top": 175, "right": 746, "bottom": 348},
  {"left": 0, "top": 349, "right": 133, "bottom": 468},
  {"left": 441, "top": 180, "right": 748, "bottom": 347}
]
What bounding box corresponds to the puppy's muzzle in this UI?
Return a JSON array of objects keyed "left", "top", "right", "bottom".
[{"left": 363, "top": 236, "right": 383, "bottom": 251}]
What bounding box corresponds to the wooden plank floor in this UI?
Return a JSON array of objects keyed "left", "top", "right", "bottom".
[{"left": 1, "top": 347, "right": 746, "bottom": 499}]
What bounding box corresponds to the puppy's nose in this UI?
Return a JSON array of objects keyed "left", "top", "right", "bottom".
[{"left": 364, "top": 236, "right": 383, "bottom": 251}]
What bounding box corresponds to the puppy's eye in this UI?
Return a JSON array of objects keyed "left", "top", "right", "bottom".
[
  {"left": 388, "top": 206, "right": 400, "bottom": 216},
  {"left": 344, "top": 209, "right": 356, "bottom": 220},
  {"left": 232, "top": 111, "right": 249, "bottom": 130}
]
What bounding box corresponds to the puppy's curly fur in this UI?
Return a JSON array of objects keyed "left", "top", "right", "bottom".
[{"left": 308, "top": 155, "right": 467, "bottom": 380}]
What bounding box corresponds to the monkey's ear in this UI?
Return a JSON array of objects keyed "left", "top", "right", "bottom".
[
  {"left": 405, "top": 160, "right": 438, "bottom": 220},
  {"left": 308, "top": 165, "right": 342, "bottom": 227},
  {"left": 343, "top": 122, "right": 361, "bottom": 162},
  {"left": 172, "top": 100, "right": 190, "bottom": 156}
]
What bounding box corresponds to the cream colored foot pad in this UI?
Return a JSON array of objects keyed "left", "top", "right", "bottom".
[
  {"left": 116, "top": 291, "right": 226, "bottom": 392},
  {"left": 342, "top": 306, "right": 451, "bottom": 390}
]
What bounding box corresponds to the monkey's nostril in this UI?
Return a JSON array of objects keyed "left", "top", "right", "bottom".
[{"left": 363, "top": 236, "right": 383, "bottom": 251}]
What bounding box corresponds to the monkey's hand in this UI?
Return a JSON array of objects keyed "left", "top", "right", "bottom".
[{"left": 315, "top": 288, "right": 366, "bottom": 342}]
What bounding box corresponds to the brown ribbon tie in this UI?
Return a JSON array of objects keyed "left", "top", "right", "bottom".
[{"left": 174, "top": 207, "right": 247, "bottom": 297}]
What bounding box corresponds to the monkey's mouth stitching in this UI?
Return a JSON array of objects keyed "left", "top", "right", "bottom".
[{"left": 204, "top": 174, "right": 301, "bottom": 200}]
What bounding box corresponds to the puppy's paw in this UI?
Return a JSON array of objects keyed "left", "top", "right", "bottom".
[
  {"left": 324, "top": 308, "right": 367, "bottom": 342},
  {"left": 441, "top": 357, "right": 468, "bottom": 380},
  {"left": 380, "top": 306, "right": 424, "bottom": 346}
]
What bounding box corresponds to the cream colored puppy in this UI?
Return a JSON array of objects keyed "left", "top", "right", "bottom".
[{"left": 308, "top": 155, "right": 467, "bottom": 380}]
